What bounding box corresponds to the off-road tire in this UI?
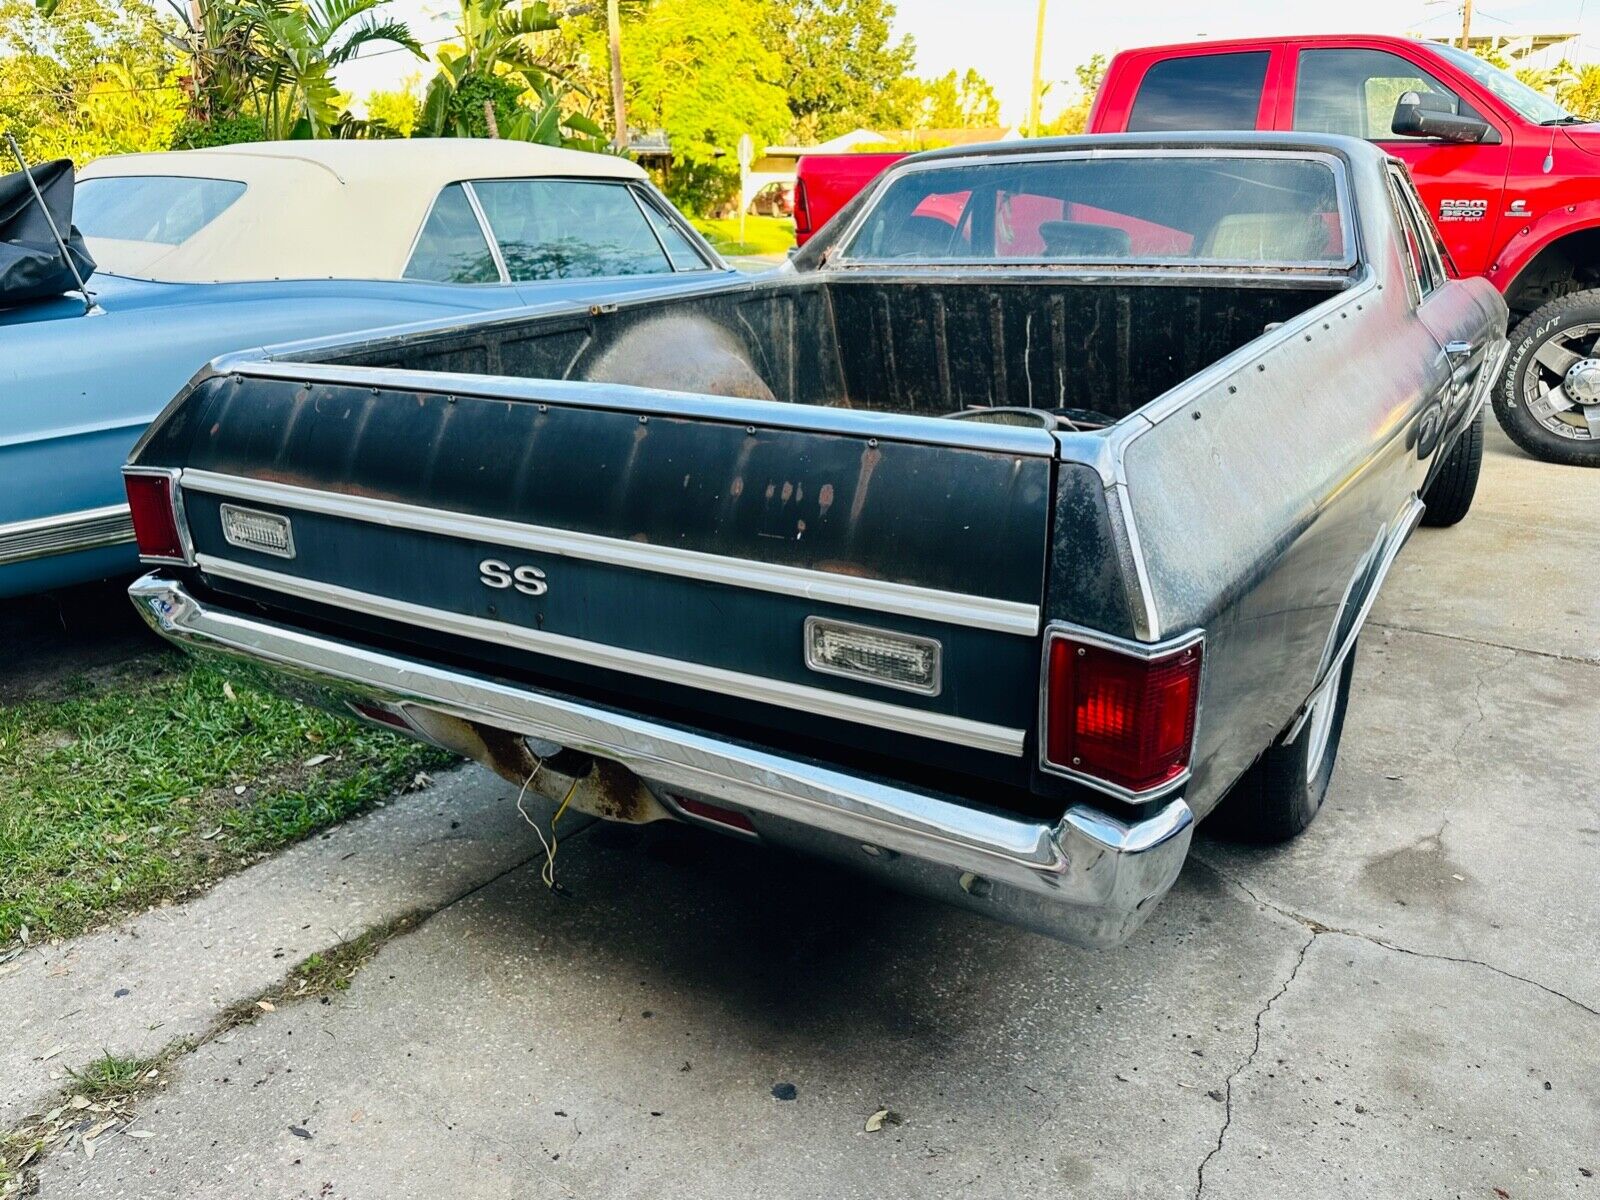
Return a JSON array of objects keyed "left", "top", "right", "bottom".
[
  {"left": 1494, "top": 292, "right": 1600, "bottom": 467},
  {"left": 1210, "top": 647, "right": 1357, "bottom": 844},
  {"left": 1419, "top": 409, "right": 1483, "bottom": 527}
]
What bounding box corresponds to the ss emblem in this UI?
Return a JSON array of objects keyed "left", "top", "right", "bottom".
[{"left": 479, "top": 558, "right": 548, "bottom": 596}]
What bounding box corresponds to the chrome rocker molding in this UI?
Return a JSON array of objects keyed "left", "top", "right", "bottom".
[
  {"left": 0, "top": 504, "right": 134, "bottom": 566},
  {"left": 130, "top": 573, "right": 1194, "bottom": 947},
  {"left": 179, "top": 469, "right": 1040, "bottom": 637}
]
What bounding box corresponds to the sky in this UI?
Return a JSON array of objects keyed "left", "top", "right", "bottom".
[{"left": 333, "top": 0, "right": 1600, "bottom": 126}]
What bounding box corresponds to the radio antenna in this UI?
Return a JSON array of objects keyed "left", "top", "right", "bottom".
[{"left": 4, "top": 132, "right": 93, "bottom": 315}]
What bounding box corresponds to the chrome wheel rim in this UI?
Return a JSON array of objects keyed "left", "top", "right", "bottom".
[
  {"left": 1521, "top": 321, "right": 1600, "bottom": 441},
  {"left": 1303, "top": 675, "right": 1340, "bottom": 785}
]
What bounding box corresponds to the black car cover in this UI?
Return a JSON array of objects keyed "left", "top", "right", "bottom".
[{"left": 0, "top": 157, "right": 96, "bottom": 305}]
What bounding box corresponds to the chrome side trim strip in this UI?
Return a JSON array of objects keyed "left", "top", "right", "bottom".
[
  {"left": 194, "top": 553, "right": 1028, "bottom": 757},
  {"left": 179, "top": 469, "right": 1040, "bottom": 637},
  {"left": 0, "top": 504, "right": 133, "bottom": 566}
]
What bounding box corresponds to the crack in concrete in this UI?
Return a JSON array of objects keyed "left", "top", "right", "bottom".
[
  {"left": 1193, "top": 924, "right": 1317, "bottom": 1199},
  {"left": 1194, "top": 857, "right": 1600, "bottom": 1020},
  {"left": 1367, "top": 621, "right": 1599, "bottom": 668}
]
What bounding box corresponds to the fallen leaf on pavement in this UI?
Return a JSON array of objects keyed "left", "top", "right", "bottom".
[
  {"left": 864, "top": 1107, "right": 899, "bottom": 1132},
  {"left": 40, "top": 1044, "right": 65, "bottom": 1061},
  {"left": 126, "top": 1130, "right": 154, "bottom": 1139},
  {"left": 257, "top": 999, "right": 276, "bottom": 1012},
  {"left": 69, "top": 1095, "right": 90, "bottom": 1110}
]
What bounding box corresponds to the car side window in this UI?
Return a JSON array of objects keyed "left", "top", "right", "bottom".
[
  {"left": 403, "top": 183, "right": 501, "bottom": 284},
  {"left": 631, "top": 188, "right": 712, "bottom": 272},
  {"left": 471, "top": 179, "right": 674, "bottom": 282},
  {"left": 1294, "top": 49, "right": 1480, "bottom": 141},
  {"left": 1126, "top": 52, "right": 1270, "bottom": 132},
  {"left": 1386, "top": 169, "right": 1443, "bottom": 303}
]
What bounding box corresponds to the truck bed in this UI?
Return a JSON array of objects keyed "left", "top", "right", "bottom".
[{"left": 304, "top": 272, "right": 1348, "bottom": 426}]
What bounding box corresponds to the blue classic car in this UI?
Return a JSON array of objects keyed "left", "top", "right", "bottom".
[{"left": 0, "top": 138, "right": 734, "bottom": 597}]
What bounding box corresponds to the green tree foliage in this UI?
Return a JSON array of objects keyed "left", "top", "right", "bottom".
[
  {"left": 0, "top": 0, "right": 186, "bottom": 162},
  {"left": 364, "top": 76, "right": 421, "bottom": 136},
  {"left": 1038, "top": 52, "right": 1106, "bottom": 136},
  {"left": 913, "top": 67, "right": 1000, "bottom": 128},
  {"left": 770, "top": 0, "right": 916, "bottom": 141},
  {"left": 1559, "top": 63, "right": 1600, "bottom": 118},
  {"left": 610, "top": 0, "right": 789, "bottom": 210},
  {"left": 417, "top": 0, "right": 606, "bottom": 148}
]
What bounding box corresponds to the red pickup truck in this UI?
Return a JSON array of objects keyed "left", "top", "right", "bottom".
[{"left": 795, "top": 34, "right": 1600, "bottom": 465}]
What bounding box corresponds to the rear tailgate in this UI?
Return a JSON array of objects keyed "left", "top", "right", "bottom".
[{"left": 141, "top": 365, "right": 1056, "bottom": 781}]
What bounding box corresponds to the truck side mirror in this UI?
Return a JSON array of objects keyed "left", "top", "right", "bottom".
[{"left": 1391, "top": 91, "right": 1492, "bottom": 144}]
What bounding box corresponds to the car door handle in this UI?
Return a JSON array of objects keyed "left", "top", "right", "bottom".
[{"left": 1444, "top": 340, "right": 1473, "bottom": 363}]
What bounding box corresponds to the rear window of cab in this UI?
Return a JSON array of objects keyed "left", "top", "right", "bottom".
[{"left": 841, "top": 155, "right": 1351, "bottom": 268}]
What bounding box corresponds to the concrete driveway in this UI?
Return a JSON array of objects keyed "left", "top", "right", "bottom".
[{"left": 9, "top": 419, "right": 1598, "bottom": 1199}]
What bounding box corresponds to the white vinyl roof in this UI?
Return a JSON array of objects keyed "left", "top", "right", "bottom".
[{"left": 77, "top": 139, "right": 650, "bottom": 284}]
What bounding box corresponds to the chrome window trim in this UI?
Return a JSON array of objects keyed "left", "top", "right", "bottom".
[
  {"left": 1035, "top": 620, "right": 1206, "bottom": 803},
  {"left": 193, "top": 553, "right": 1028, "bottom": 757},
  {"left": 831, "top": 148, "right": 1358, "bottom": 275},
  {"left": 0, "top": 503, "right": 134, "bottom": 566},
  {"left": 628, "top": 182, "right": 721, "bottom": 271},
  {"left": 177, "top": 468, "right": 1042, "bottom": 636},
  {"left": 122, "top": 466, "right": 195, "bottom": 567},
  {"left": 459, "top": 181, "right": 512, "bottom": 285}
]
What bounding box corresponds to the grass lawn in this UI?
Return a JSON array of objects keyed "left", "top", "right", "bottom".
[
  {"left": 0, "top": 656, "right": 451, "bottom": 945},
  {"left": 691, "top": 214, "right": 796, "bottom": 257}
]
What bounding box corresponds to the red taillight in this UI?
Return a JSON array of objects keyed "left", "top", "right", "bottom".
[
  {"left": 1044, "top": 633, "right": 1202, "bottom": 795},
  {"left": 124, "top": 471, "right": 185, "bottom": 562},
  {"left": 793, "top": 178, "right": 812, "bottom": 237}
]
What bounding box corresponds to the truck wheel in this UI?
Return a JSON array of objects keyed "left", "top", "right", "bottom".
[
  {"left": 1210, "top": 647, "right": 1357, "bottom": 844},
  {"left": 1419, "top": 409, "right": 1483, "bottom": 527},
  {"left": 1495, "top": 293, "right": 1600, "bottom": 467}
]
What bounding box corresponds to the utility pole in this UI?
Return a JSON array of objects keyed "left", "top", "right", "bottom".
[
  {"left": 1460, "top": 0, "right": 1473, "bottom": 50},
  {"left": 1027, "top": 0, "right": 1048, "bottom": 136},
  {"left": 607, "top": 0, "right": 629, "bottom": 149}
]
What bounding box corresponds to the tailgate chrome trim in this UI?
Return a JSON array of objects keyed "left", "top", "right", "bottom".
[
  {"left": 179, "top": 469, "right": 1040, "bottom": 636},
  {"left": 194, "top": 553, "right": 1028, "bottom": 757}
]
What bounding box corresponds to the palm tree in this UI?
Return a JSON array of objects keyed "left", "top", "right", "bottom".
[
  {"left": 417, "top": 0, "right": 604, "bottom": 146},
  {"left": 242, "top": 0, "right": 420, "bottom": 138}
]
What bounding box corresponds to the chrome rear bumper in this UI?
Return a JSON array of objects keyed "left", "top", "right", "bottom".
[{"left": 130, "top": 573, "right": 1194, "bottom": 946}]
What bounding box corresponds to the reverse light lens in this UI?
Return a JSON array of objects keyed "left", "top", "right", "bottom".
[
  {"left": 124, "top": 472, "right": 185, "bottom": 562},
  {"left": 804, "top": 617, "right": 941, "bottom": 695},
  {"left": 1044, "top": 634, "right": 1202, "bottom": 794},
  {"left": 220, "top": 503, "right": 295, "bottom": 558}
]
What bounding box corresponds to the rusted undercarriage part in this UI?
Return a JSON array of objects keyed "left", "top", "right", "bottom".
[{"left": 401, "top": 707, "right": 671, "bottom": 824}]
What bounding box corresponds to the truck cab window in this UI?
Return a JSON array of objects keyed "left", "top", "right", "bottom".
[
  {"left": 1127, "top": 52, "right": 1270, "bottom": 132},
  {"left": 1294, "top": 48, "right": 1479, "bottom": 140}
]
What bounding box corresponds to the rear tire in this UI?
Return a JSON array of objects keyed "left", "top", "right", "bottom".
[
  {"left": 1419, "top": 409, "right": 1483, "bottom": 527},
  {"left": 1211, "top": 646, "right": 1357, "bottom": 844},
  {"left": 1494, "top": 292, "right": 1600, "bottom": 467}
]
